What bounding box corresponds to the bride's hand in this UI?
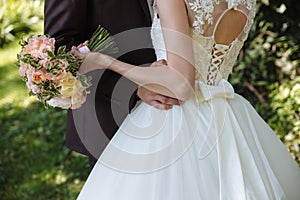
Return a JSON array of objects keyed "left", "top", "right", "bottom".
[{"left": 72, "top": 45, "right": 113, "bottom": 74}]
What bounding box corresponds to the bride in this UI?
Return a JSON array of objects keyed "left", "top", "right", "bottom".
[{"left": 74, "top": 0, "right": 300, "bottom": 199}]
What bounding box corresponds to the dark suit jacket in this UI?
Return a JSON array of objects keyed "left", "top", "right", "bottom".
[{"left": 44, "top": 0, "right": 156, "bottom": 159}]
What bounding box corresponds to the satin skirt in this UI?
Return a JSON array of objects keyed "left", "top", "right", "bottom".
[{"left": 77, "top": 80, "right": 300, "bottom": 200}]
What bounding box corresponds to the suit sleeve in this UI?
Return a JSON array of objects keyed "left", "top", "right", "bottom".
[{"left": 44, "top": 0, "right": 88, "bottom": 49}]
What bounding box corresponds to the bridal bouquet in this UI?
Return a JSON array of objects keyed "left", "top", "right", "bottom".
[{"left": 17, "top": 26, "right": 118, "bottom": 109}]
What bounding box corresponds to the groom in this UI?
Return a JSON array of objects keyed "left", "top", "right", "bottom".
[{"left": 44, "top": 0, "right": 179, "bottom": 169}]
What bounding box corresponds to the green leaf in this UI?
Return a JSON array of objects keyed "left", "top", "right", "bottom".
[
  {"left": 47, "top": 50, "right": 55, "bottom": 58},
  {"left": 57, "top": 45, "right": 66, "bottom": 55}
]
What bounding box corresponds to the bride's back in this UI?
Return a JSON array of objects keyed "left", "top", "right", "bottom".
[
  {"left": 152, "top": 0, "right": 256, "bottom": 85},
  {"left": 186, "top": 0, "right": 256, "bottom": 85}
]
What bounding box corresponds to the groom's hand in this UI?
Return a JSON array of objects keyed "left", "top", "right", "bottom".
[{"left": 137, "top": 60, "right": 181, "bottom": 110}]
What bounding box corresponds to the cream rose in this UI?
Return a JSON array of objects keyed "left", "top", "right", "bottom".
[{"left": 60, "top": 72, "right": 77, "bottom": 98}]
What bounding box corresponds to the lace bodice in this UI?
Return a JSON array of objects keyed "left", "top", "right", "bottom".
[{"left": 151, "top": 0, "right": 256, "bottom": 85}]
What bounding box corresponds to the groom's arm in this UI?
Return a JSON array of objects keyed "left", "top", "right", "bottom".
[{"left": 44, "top": 0, "right": 88, "bottom": 49}]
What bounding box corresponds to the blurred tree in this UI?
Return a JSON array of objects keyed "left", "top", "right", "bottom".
[{"left": 0, "top": 0, "right": 43, "bottom": 47}]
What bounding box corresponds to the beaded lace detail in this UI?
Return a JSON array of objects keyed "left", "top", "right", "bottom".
[
  {"left": 187, "top": 0, "right": 220, "bottom": 34},
  {"left": 186, "top": 0, "right": 255, "bottom": 35},
  {"left": 151, "top": 0, "right": 256, "bottom": 85}
]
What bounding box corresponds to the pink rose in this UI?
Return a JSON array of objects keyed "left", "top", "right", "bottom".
[
  {"left": 38, "top": 59, "right": 49, "bottom": 69},
  {"left": 30, "top": 85, "right": 41, "bottom": 94},
  {"left": 21, "top": 35, "right": 55, "bottom": 58},
  {"left": 32, "top": 71, "right": 45, "bottom": 84},
  {"left": 19, "top": 62, "right": 31, "bottom": 77}
]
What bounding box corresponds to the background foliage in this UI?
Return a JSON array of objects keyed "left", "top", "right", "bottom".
[
  {"left": 0, "top": 0, "right": 43, "bottom": 47},
  {"left": 0, "top": 0, "right": 299, "bottom": 199},
  {"left": 230, "top": 0, "right": 300, "bottom": 163}
]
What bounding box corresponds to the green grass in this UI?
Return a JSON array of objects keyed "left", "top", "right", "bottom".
[
  {"left": 0, "top": 41, "right": 89, "bottom": 200},
  {"left": 0, "top": 42, "right": 27, "bottom": 103}
]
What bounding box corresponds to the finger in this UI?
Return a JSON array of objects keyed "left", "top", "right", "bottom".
[
  {"left": 163, "top": 97, "right": 181, "bottom": 105},
  {"left": 72, "top": 49, "right": 82, "bottom": 58},
  {"left": 71, "top": 47, "right": 87, "bottom": 59},
  {"left": 154, "top": 95, "right": 179, "bottom": 105},
  {"left": 156, "top": 59, "right": 167, "bottom": 65},
  {"left": 151, "top": 101, "right": 172, "bottom": 110},
  {"left": 83, "top": 40, "right": 89, "bottom": 45},
  {"left": 154, "top": 95, "right": 167, "bottom": 104},
  {"left": 71, "top": 46, "right": 78, "bottom": 55},
  {"left": 150, "top": 59, "right": 168, "bottom": 67}
]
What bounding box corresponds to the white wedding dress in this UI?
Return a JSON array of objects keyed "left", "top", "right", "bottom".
[{"left": 77, "top": 0, "right": 300, "bottom": 199}]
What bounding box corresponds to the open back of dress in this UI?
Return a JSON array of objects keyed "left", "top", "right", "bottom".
[{"left": 152, "top": 0, "right": 256, "bottom": 85}]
